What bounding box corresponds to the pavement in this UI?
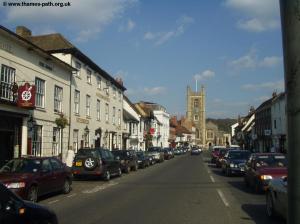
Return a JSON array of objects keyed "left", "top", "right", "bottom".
[{"left": 39, "top": 151, "right": 286, "bottom": 224}]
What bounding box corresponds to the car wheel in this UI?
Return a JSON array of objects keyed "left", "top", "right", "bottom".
[
  {"left": 62, "top": 179, "right": 71, "bottom": 194},
  {"left": 225, "top": 168, "right": 231, "bottom": 177},
  {"left": 27, "top": 186, "right": 38, "bottom": 203},
  {"left": 104, "top": 171, "right": 111, "bottom": 181},
  {"left": 266, "top": 191, "right": 276, "bottom": 218},
  {"left": 84, "top": 157, "right": 98, "bottom": 171}
]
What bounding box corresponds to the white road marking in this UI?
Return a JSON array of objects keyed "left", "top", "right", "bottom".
[
  {"left": 210, "top": 175, "right": 215, "bottom": 183},
  {"left": 48, "top": 200, "right": 59, "bottom": 204},
  {"left": 217, "top": 189, "right": 230, "bottom": 207},
  {"left": 82, "top": 182, "right": 118, "bottom": 194},
  {"left": 67, "top": 193, "right": 77, "bottom": 198}
]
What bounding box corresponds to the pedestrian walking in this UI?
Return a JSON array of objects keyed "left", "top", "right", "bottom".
[{"left": 65, "top": 147, "right": 75, "bottom": 168}]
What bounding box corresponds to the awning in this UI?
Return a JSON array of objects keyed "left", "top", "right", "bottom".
[{"left": 123, "top": 109, "right": 139, "bottom": 123}]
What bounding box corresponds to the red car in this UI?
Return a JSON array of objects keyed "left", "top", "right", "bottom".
[
  {"left": 211, "top": 146, "right": 226, "bottom": 164},
  {"left": 244, "top": 153, "right": 287, "bottom": 193},
  {"left": 0, "top": 157, "right": 72, "bottom": 202}
]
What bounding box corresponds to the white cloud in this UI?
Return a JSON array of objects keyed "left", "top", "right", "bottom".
[
  {"left": 144, "top": 86, "right": 166, "bottom": 95},
  {"left": 144, "top": 15, "right": 194, "bottom": 45},
  {"left": 119, "top": 19, "right": 135, "bottom": 32},
  {"left": 4, "top": 0, "right": 137, "bottom": 42},
  {"left": 194, "top": 69, "right": 215, "bottom": 81},
  {"left": 241, "top": 80, "right": 284, "bottom": 91},
  {"left": 259, "top": 56, "right": 282, "bottom": 67},
  {"left": 229, "top": 49, "right": 282, "bottom": 70},
  {"left": 224, "top": 0, "right": 280, "bottom": 32}
]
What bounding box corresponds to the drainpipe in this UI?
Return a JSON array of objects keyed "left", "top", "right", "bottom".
[
  {"left": 280, "top": 1, "right": 300, "bottom": 223},
  {"left": 68, "top": 58, "right": 73, "bottom": 152}
]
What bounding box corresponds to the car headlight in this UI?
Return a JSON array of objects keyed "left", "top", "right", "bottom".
[
  {"left": 230, "top": 163, "right": 235, "bottom": 168},
  {"left": 5, "top": 182, "right": 26, "bottom": 189},
  {"left": 260, "top": 175, "right": 273, "bottom": 180}
]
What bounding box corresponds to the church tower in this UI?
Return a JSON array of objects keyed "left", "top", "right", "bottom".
[{"left": 186, "top": 85, "right": 206, "bottom": 146}]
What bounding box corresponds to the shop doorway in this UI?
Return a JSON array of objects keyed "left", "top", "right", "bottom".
[{"left": 0, "top": 131, "right": 14, "bottom": 167}]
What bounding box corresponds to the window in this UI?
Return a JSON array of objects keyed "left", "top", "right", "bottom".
[
  {"left": 97, "top": 99, "right": 101, "bottom": 121},
  {"left": 113, "top": 87, "right": 116, "bottom": 97},
  {"left": 118, "top": 109, "right": 121, "bottom": 126},
  {"left": 54, "top": 86, "right": 63, "bottom": 113},
  {"left": 112, "top": 106, "right": 116, "bottom": 125},
  {"left": 32, "top": 125, "right": 42, "bottom": 156},
  {"left": 194, "top": 115, "right": 199, "bottom": 121},
  {"left": 52, "top": 127, "right": 60, "bottom": 156},
  {"left": 0, "top": 65, "right": 15, "bottom": 101},
  {"left": 86, "top": 95, "right": 91, "bottom": 117},
  {"left": 87, "top": 69, "right": 92, "bottom": 84},
  {"left": 274, "top": 119, "right": 277, "bottom": 129},
  {"left": 194, "top": 99, "right": 199, "bottom": 108},
  {"left": 105, "top": 103, "right": 109, "bottom": 122},
  {"left": 35, "top": 78, "right": 45, "bottom": 108},
  {"left": 118, "top": 91, "right": 121, "bottom": 101},
  {"left": 50, "top": 158, "right": 63, "bottom": 171},
  {"left": 75, "top": 61, "right": 81, "bottom": 77},
  {"left": 97, "top": 76, "right": 101, "bottom": 89},
  {"left": 73, "top": 129, "right": 79, "bottom": 153},
  {"left": 105, "top": 81, "right": 110, "bottom": 95},
  {"left": 74, "top": 90, "right": 80, "bottom": 114}
]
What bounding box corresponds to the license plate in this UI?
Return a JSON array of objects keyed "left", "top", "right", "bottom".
[{"left": 76, "top": 161, "right": 82, "bottom": 167}]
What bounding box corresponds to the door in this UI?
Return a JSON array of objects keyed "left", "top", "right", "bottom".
[
  {"left": 38, "top": 159, "right": 54, "bottom": 195},
  {"left": 0, "top": 131, "right": 14, "bottom": 167},
  {"left": 50, "top": 158, "right": 65, "bottom": 191}
]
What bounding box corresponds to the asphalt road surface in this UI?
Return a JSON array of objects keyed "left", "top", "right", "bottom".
[{"left": 40, "top": 151, "right": 286, "bottom": 224}]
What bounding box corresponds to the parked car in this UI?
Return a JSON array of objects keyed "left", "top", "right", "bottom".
[
  {"left": 191, "top": 147, "right": 201, "bottom": 155},
  {"left": 215, "top": 148, "right": 228, "bottom": 168},
  {"left": 266, "top": 176, "right": 287, "bottom": 220},
  {"left": 111, "top": 150, "right": 138, "bottom": 173},
  {"left": 211, "top": 146, "right": 226, "bottom": 163},
  {"left": 0, "top": 183, "right": 58, "bottom": 224},
  {"left": 147, "top": 147, "right": 164, "bottom": 163},
  {"left": 244, "top": 153, "right": 287, "bottom": 193},
  {"left": 72, "top": 148, "right": 122, "bottom": 180},
  {"left": 136, "top": 151, "right": 151, "bottom": 168},
  {"left": 221, "top": 150, "right": 251, "bottom": 176},
  {"left": 145, "top": 152, "right": 156, "bottom": 165},
  {"left": 162, "top": 148, "right": 174, "bottom": 160},
  {"left": 174, "top": 148, "right": 182, "bottom": 156},
  {"left": 0, "top": 157, "right": 72, "bottom": 202}
]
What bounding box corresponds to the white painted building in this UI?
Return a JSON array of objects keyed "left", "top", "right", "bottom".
[
  {"left": 0, "top": 25, "right": 74, "bottom": 165},
  {"left": 271, "top": 92, "right": 287, "bottom": 153},
  {"left": 27, "top": 30, "right": 126, "bottom": 153}
]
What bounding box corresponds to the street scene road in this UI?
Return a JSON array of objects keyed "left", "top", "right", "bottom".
[{"left": 38, "top": 151, "right": 285, "bottom": 224}]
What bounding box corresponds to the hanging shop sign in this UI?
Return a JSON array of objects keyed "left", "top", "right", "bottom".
[{"left": 17, "top": 82, "right": 36, "bottom": 109}]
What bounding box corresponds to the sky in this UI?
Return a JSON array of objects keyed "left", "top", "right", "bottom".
[{"left": 0, "top": 0, "right": 284, "bottom": 119}]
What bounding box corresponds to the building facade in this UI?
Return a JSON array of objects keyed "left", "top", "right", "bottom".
[
  {"left": 186, "top": 86, "right": 206, "bottom": 146},
  {"left": 26, "top": 29, "right": 126, "bottom": 153},
  {"left": 0, "top": 25, "right": 74, "bottom": 165}
]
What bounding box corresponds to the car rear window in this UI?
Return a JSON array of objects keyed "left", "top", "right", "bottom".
[
  {"left": 77, "top": 149, "right": 99, "bottom": 158},
  {"left": 256, "top": 155, "right": 287, "bottom": 167},
  {"left": 0, "top": 159, "right": 41, "bottom": 173},
  {"left": 112, "top": 150, "right": 129, "bottom": 158},
  {"left": 228, "top": 151, "right": 250, "bottom": 159}
]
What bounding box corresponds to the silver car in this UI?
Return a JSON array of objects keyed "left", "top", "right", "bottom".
[{"left": 266, "top": 176, "right": 287, "bottom": 220}]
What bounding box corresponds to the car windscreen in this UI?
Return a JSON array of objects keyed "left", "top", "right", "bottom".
[
  {"left": 256, "top": 155, "right": 287, "bottom": 167},
  {"left": 77, "top": 149, "right": 99, "bottom": 158},
  {"left": 228, "top": 151, "right": 250, "bottom": 160},
  {"left": 111, "top": 151, "right": 129, "bottom": 158},
  {"left": 0, "top": 159, "right": 41, "bottom": 173}
]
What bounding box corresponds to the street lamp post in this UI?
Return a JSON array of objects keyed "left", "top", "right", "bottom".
[{"left": 280, "top": 1, "right": 300, "bottom": 223}]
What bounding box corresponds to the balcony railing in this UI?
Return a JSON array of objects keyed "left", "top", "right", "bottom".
[{"left": 0, "top": 82, "right": 17, "bottom": 103}]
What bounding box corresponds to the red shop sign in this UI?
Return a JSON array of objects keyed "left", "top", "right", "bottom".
[
  {"left": 17, "top": 82, "right": 36, "bottom": 109},
  {"left": 149, "top": 128, "right": 155, "bottom": 135}
]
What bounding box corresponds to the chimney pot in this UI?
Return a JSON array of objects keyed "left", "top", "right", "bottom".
[{"left": 16, "top": 26, "right": 32, "bottom": 38}]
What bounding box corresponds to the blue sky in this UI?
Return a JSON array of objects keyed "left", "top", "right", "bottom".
[{"left": 0, "top": 0, "right": 284, "bottom": 118}]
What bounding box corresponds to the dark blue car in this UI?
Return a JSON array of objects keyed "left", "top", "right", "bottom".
[{"left": 221, "top": 150, "right": 251, "bottom": 176}]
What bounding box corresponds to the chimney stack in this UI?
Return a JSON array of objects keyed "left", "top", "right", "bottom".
[{"left": 16, "top": 26, "right": 32, "bottom": 38}]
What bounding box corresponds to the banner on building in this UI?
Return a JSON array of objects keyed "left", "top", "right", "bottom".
[{"left": 17, "top": 82, "right": 36, "bottom": 109}]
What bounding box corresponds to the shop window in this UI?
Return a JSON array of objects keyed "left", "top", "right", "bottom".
[{"left": 32, "top": 125, "right": 42, "bottom": 156}]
